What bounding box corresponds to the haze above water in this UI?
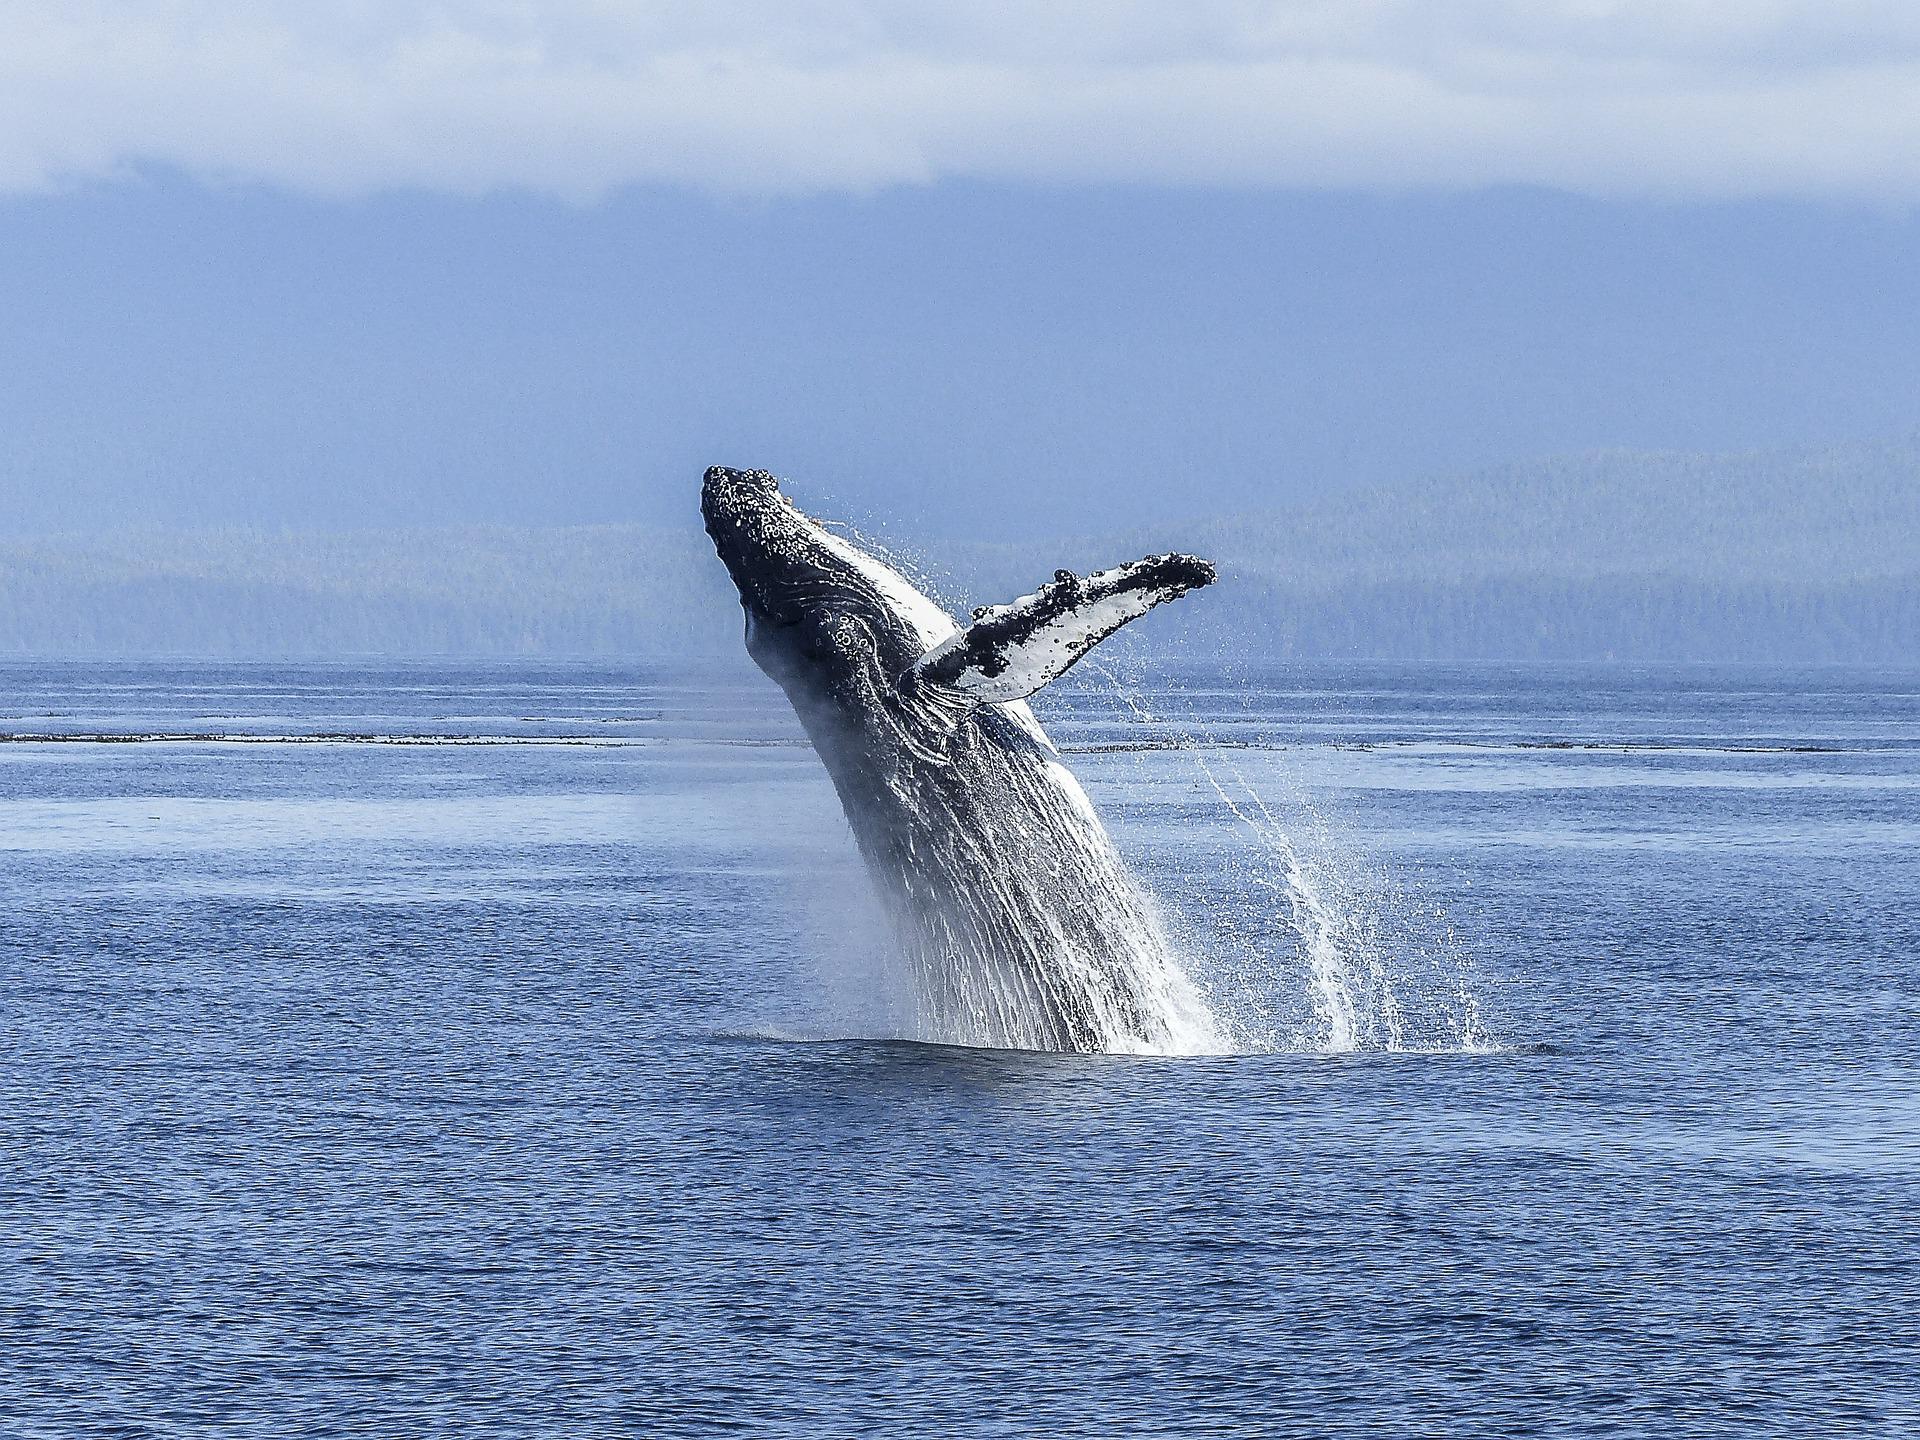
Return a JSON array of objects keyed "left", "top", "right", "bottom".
[{"left": 5, "top": 180, "right": 1920, "bottom": 540}]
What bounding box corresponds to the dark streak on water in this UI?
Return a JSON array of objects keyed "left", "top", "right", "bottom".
[{"left": 2, "top": 659, "right": 1917, "bottom": 1438}]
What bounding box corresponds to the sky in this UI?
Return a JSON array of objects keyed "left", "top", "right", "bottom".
[{"left": 1, "top": 2, "right": 1916, "bottom": 539}]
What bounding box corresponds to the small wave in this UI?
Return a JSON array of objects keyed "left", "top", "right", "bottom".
[
  {"left": 1491, "top": 740, "right": 1849, "bottom": 755},
  {"left": 710, "top": 1025, "right": 1523, "bottom": 1060},
  {"left": 711, "top": 1025, "right": 1220, "bottom": 1058},
  {"left": 1279, "top": 1038, "right": 1529, "bottom": 1058},
  {"left": 1063, "top": 738, "right": 1255, "bottom": 754},
  {"left": 0, "top": 731, "right": 648, "bottom": 747},
  {"left": 1071, "top": 737, "right": 1890, "bottom": 756}
]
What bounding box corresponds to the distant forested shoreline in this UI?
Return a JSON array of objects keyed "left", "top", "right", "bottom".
[{"left": 4, "top": 441, "right": 1916, "bottom": 663}]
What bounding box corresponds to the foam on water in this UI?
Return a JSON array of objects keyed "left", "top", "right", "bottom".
[{"left": 872, "top": 732, "right": 1229, "bottom": 1056}]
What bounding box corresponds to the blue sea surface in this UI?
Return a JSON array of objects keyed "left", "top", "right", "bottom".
[{"left": 2, "top": 659, "right": 1916, "bottom": 1437}]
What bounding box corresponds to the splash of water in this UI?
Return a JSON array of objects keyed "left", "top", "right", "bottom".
[
  {"left": 1084, "top": 659, "right": 1492, "bottom": 1055},
  {"left": 871, "top": 718, "right": 1227, "bottom": 1057}
]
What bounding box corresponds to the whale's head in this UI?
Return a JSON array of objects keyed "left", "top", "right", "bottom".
[
  {"left": 704, "top": 464, "right": 1218, "bottom": 755},
  {"left": 702, "top": 466, "right": 955, "bottom": 706}
]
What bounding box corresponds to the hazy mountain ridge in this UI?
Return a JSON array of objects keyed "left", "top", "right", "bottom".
[
  {"left": 3, "top": 442, "right": 1915, "bottom": 661},
  {"left": 1171, "top": 439, "right": 1920, "bottom": 586},
  {"left": 913, "top": 440, "right": 1920, "bottom": 660},
  {"left": 0, "top": 524, "right": 738, "bottom": 657}
]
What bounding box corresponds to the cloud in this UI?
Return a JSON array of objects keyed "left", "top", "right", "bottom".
[{"left": 3, "top": 1, "right": 1919, "bottom": 201}]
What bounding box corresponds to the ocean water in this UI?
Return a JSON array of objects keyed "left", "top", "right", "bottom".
[{"left": 2, "top": 658, "right": 1916, "bottom": 1437}]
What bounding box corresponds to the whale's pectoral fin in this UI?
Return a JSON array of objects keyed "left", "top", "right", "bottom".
[{"left": 911, "top": 553, "right": 1216, "bottom": 703}]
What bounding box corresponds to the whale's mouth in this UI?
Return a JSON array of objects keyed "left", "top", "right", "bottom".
[{"left": 701, "top": 466, "right": 821, "bottom": 628}]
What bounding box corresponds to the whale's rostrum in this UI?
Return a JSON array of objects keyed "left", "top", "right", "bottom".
[{"left": 702, "top": 465, "right": 1222, "bottom": 1054}]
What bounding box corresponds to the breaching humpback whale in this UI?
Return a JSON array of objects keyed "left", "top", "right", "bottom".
[{"left": 703, "top": 466, "right": 1221, "bottom": 1053}]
